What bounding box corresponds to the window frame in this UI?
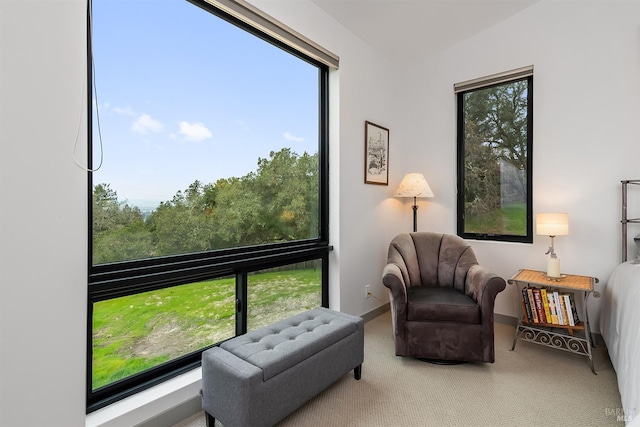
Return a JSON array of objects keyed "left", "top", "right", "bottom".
[
  {"left": 86, "top": 0, "right": 331, "bottom": 412},
  {"left": 456, "top": 72, "right": 533, "bottom": 243}
]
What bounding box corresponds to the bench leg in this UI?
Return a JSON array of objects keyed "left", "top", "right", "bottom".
[
  {"left": 354, "top": 364, "right": 362, "bottom": 380},
  {"left": 205, "top": 411, "right": 216, "bottom": 427}
]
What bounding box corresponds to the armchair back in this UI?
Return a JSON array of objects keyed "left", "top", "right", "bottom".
[{"left": 387, "top": 232, "right": 478, "bottom": 292}]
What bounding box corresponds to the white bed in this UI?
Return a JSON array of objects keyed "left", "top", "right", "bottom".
[
  {"left": 600, "top": 260, "right": 640, "bottom": 425},
  {"left": 599, "top": 180, "right": 640, "bottom": 424}
]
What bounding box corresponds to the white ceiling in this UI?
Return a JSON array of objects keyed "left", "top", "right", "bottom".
[{"left": 309, "top": 0, "right": 540, "bottom": 59}]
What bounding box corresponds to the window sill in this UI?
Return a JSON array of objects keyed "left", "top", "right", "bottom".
[{"left": 86, "top": 367, "right": 202, "bottom": 427}]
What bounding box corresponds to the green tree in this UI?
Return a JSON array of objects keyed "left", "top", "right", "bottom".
[
  {"left": 93, "top": 183, "right": 119, "bottom": 234},
  {"left": 463, "top": 122, "right": 501, "bottom": 220},
  {"left": 464, "top": 80, "right": 528, "bottom": 200},
  {"left": 210, "top": 175, "right": 265, "bottom": 247},
  {"left": 92, "top": 183, "right": 153, "bottom": 264},
  {"left": 93, "top": 148, "right": 320, "bottom": 262},
  {"left": 253, "top": 148, "right": 318, "bottom": 241},
  {"left": 148, "top": 180, "right": 219, "bottom": 256},
  {"left": 207, "top": 148, "right": 318, "bottom": 249}
]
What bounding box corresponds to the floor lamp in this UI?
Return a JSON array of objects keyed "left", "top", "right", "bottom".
[{"left": 393, "top": 173, "right": 434, "bottom": 232}]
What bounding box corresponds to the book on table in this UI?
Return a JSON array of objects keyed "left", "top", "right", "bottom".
[
  {"left": 546, "top": 291, "right": 559, "bottom": 325},
  {"left": 526, "top": 288, "right": 538, "bottom": 323},
  {"left": 532, "top": 288, "right": 547, "bottom": 323},
  {"left": 519, "top": 286, "right": 581, "bottom": 327}
]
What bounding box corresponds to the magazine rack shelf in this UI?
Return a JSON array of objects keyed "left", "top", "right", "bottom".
[{"left": 508, "top": 269, "right": 600, "bottom": 374}]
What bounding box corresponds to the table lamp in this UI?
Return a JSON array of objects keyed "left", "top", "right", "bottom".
[
  {"left": 536, "top": 213, "right": 569, "bottom": 278},
  {"left": 393, "top": 173, "right": 434, "bottom": 232}
]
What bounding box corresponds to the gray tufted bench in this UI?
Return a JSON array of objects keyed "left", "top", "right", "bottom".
[{"left": 201, "top": 307, "right": 364, "bottom": 427}]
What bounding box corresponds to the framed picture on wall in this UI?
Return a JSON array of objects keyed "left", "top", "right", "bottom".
[{"left": 364, "top": 121, "right": 389, "bottom": 185}]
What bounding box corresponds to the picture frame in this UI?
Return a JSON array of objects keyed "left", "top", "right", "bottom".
[{"left": 364, "top": 121, "right": 389, "bottom": 185}]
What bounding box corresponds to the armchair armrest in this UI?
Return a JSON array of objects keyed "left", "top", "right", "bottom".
[
  {"left": 465, "top": 264, "right": 506, "bottom": 314},
  {"left": 382, "top": 262, "right": 410, "bottom": 356},
  {"left": 382, "top": 263, "right": 408, "bottom": 304},
  {"left": 465, "top": 265, "right": 506, "bottom": 362}
]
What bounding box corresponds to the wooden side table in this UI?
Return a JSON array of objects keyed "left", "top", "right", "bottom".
[{"left": 508, "top": 269, "right": 600, "bottom": 374}]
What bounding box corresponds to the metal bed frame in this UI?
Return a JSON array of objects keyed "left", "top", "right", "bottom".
[{"left": 621, "top": 180, "right": 640, "bottom": 262}]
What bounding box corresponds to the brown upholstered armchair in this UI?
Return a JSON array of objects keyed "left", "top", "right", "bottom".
[{"left": 382, "top": 232, "right": 506, "bottom": 363}]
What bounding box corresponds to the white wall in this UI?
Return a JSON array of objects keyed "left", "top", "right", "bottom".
[
  {"left": 397, "top": 0, "right": 640, "bottom": 326},
  {"left": 2, "top": 0, "right": 639, "bottom": 425},
  {"left": 0, "top": 1, "right": 88, "bottom": 426},
  {"left": 0, "top": 0, "right": 399, "bottom": 425}
]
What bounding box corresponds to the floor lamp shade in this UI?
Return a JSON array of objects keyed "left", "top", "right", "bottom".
[{"left": 394, "top": 173, "right": 434, "bottom": 232}]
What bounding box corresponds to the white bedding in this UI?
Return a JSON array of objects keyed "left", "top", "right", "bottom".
[{"left": 600, "top": 261, "right": 640, "bottom": 425}]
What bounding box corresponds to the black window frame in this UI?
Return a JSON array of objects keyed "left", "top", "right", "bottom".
[
  {"left": 456, "top": 74, "right": 533, "bottom": 243},
  {"left": 86, "top": 0, "right": 331, "bottom": 412}
]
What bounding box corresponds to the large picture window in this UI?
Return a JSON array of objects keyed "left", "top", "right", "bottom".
[
  {"left": 455, "top": 67, "right": 533, "bottom": 243},
  {"left": 88, "top": 0, "right": 333, "bottom": 411}
]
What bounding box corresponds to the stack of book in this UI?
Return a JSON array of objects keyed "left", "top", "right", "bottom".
[{"left": 521, "top": 287, "right": 580, "bottom": 326}]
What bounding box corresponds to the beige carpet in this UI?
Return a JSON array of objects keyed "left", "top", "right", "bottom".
[{"left": 174, "top": 310, "right": 624, "bottom": 427}]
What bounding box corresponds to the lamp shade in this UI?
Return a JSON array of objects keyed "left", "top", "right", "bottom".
[
  {"left": 536, "top": 213, "right": 569, "bottom": 236},
  {"left": 393, "top": 173, "right": 434, "bottom": 198}
]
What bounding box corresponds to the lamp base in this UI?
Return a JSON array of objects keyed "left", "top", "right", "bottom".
[{"left": 547, "top": 257, "right": 561, "bottom": 278}]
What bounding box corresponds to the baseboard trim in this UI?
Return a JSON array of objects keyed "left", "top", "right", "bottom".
[
  {"left": 136, "top": 395, "right": 202, "bottom": 427},
  {"left": 361, "top": 302, "right": 389, "bottom": 322},
  {"left": 495, "top": 313, "right": 518, "bottom": 326}
]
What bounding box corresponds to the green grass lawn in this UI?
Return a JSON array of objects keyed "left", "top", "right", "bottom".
[
  {"left": 464, "top": 203, "right": 527, "bottom": 236},
  {"left": 92, "top": 268, "right": 321, "bottom": 390}
]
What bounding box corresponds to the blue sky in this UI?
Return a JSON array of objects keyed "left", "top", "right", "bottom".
[{"left": 92, "top": 0, "right": 319, "bottom": 208}]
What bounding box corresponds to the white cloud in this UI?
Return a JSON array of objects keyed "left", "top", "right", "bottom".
[
  {"left": 114, "top": 105, "right": 136, "bottom": 117},
  {"left": 179, "top": 121, "right": 212, "bottom": 142},
  {"left": 132, "top": 114, "right": 163, "bottom": 135},
  {"left": 283, "top": 131, "right": 304, "bottom": 142}
]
